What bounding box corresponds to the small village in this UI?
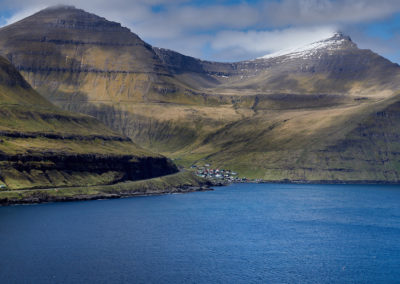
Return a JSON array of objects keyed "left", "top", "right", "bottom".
[{"left": 192, "top": 164, "right": 249, "bottom": 183}]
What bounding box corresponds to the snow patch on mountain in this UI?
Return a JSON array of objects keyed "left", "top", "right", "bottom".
[{"left": 258, "top": 32, "right": 351, "bottom": 60}]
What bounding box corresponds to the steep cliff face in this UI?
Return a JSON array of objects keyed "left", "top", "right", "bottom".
[
  {"left": 0, "top": 55, "right": 177, "bottom": 190},
  {"left": 2, "top": 6, "right": 400, "bottom": 182}
]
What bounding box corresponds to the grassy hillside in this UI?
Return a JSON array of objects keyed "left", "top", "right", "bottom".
[
  {"left": 0, "top": 171, "right": 210, "bottom": 205},
  {"left": 0, "top": 55, "right": 177, "bottom": 190},
  {"left": 2, "top": 6, "right": 400, "bottom": 183},
  {"left": 183, "top": 95, "right": 400, "bottom": 181}
]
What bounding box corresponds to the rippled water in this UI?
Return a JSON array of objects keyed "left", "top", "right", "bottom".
[{"left": 1, "top": 183, "right": 400, "bottom": 283}]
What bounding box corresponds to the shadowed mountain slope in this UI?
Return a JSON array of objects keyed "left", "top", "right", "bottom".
[{"left": 1, "top": 6, "right": 400, "bottom": 182}]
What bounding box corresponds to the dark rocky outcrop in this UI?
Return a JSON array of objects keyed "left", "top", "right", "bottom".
[{"left": 0, "top": 153, "right": 177, "bottom": 189}]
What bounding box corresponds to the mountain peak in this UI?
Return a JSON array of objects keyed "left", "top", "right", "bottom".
[
  {"left": 330, "top": 31, "right": 353, "bottom": 42},
  {"left": 259, "top": 31, "right": 356, "bottom": 60},
  {"left": 0, "top": 5, "right": 147, "bottom": 62},
  {"left": 3, "top": 5, "right": 145, "bottom": 43},
  {"left": 43, "top": 4, "right": 77, "bottom": 11},
  {"left": 34, "top": 5, "right": 113, "bottom": 22},
  {"left": 25, "top": 5, "right": 125, "bottom": 31},
  {"left": 35, "top": 5, "right": 91, "bottom": 18}
]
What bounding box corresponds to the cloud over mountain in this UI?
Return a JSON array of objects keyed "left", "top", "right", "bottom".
[{"left": 1, "top": 0, "right": 400, "bottom": 61}]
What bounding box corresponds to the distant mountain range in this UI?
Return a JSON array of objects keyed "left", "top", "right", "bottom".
[{"left": 1, "top": 5, "right": 400, "bottom": 182}]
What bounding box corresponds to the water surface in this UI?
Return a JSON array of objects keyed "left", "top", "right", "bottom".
[{"left": 1, "top": 183, "right": 400, "bottom": 283}]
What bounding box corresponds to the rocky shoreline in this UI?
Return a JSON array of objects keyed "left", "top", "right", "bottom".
[
  {"left": 0, "top": 171, "right": 213, "bottom": 206},
  {"left": 0, "top": 185, "right": 212, "bottom": 206},
  {"left": 4, "top": 174, "right": 399, "bottom": 206}
]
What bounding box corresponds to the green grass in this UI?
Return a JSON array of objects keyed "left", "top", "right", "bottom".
[
  {"left": 158, "top": 94, "right": 400, "bottom": 182},
  {"left": 0, "top": 171, "right": 209, "bottom": 204},
  {"left": 0, "top": 56, "right": 172, "bottom": 190}
]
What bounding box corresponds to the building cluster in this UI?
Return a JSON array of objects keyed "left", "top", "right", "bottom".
[{"left": 192, "top": 164, "right": 247, "bottom": 183}]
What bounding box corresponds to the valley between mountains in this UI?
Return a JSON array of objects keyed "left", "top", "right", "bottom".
[{"left": 1, "top": 4, "right": 400, "bottom": 199}]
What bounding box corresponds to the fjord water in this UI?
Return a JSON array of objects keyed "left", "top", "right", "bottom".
[{"left": 1, "top": 184, "right": 400, "bottom": 283}]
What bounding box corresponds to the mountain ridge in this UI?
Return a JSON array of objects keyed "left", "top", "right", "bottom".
[
  {"left": 258, "top": 32, "right": 356, "bottom": 60},
  {"left": 1, "top": 6, "right": 400, "bottom": 182}
]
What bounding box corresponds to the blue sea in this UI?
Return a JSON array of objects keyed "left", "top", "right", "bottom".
[{"left": 1, "top": 183, "right": 400, "bottom": 283}]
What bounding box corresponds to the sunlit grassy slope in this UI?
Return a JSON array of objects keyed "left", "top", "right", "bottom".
[
  {"left": 0, "top": 56, "right": 176, "bottom": 190},
  {"left": 0, "top": 171, "right": 208, "bottom": 205}
]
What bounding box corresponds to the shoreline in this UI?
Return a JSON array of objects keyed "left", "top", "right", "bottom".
[
  {"left": 4, "top": 175, "right": 400, "bottom": 206},
  {"left": 0, "top": 171, "right": 213, "bottom": 206},
  {"left": 208, "top": 178, "right": 400, "bottom": 186},
  {"left": 248, "top": 180, "right": 400, "bottom": 185},
  {"left": 0, "top": 186, "right": 213, "bottom": 206}
]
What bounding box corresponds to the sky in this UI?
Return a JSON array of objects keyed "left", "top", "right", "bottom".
[{"left": 0, "top": 0, "right": 400, "bottom": 63}]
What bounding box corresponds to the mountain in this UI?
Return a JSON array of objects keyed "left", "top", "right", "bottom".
[
  {"left": 2, "top": 6, "right": 400, "bottom": 182},
  {"left": 259, "top": 33, "right": 354, "bottom": 59},
  {"left": 0, "top": 54, "right": 177, "bottom": 190}
]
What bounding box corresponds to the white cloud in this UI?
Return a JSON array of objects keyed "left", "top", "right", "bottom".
[
  {"left": 1, "top": 0, "right": 400, "bottom": 61},
  {"left": 265, "top": 0, "right": 400, "bottom": 26},
  {"left": 210, "top": 26, "right": 337, "bottom": 60},
  {"left": 5, "top": 0, "right": 400, "bottom": 36}
]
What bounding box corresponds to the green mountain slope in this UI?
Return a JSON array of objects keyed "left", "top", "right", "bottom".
[
  {"left": 2, "top": 6, "right": 400, "bottom": 182},
  {"left": 0, "top": 55, "right": 177, "bottom": 190}
]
